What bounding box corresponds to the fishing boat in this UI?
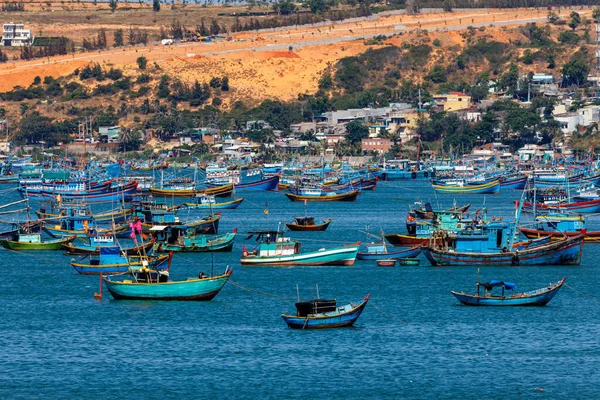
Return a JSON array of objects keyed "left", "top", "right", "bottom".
[
  {"left": 520, "top": 198, "right": 600, "bottom": 214},
  {"left": 376, "top": 259, "right": 396, "bottom": 267},
  {"left": 285, "top": 216, "right": 332, "bottom": 231},
  {"left": 179, "top": 195, "right": 244, "bottom": 210},
  {"left": 0, "top": 231, "right": 75, "bottom": 250},
  {"left": 281, "top": 292, "right": 370, "bottom": 329},
  {"left": 518, "top": 214, "right": 600, "bottom": 242},
  {"left": 423, "top": 230, "right": 583, "bottom": 267},
  {"left": 356, "top": 231, "right": 422, "bottom": 260},
  {"left": 432, "top": 179, "right": 500, "bottom": 194},
  {"left": 241, "top": 230, "right": 359, "bottom": 266},
  {"left": 37, "top": 203, "right": 132, "bottom": 225},
  {"left": 62, "top": 232, "right": 154, "bottom": 255},
  {"left": 103, "top": 268, "right": 232, "bottom": 301},
  {"left": 43, "top": 214, "right": 129, "bottom": 238},
  {"left": 451, "top": 277, "right": 565, "bottom": 306},
  {"left": 231, "top": 175, "right": 279, "bottom": 191},
  {"left": 153, "top": 230, "right": 237, "bottom": 252},
  {"left": 149, "top": 183, "right": 233, "bottom": 198},
  {"left": 71, "top": 247, "right": 171, "bottom": 275},
  {"left": 285, "top": 190, "right": 359, "bottom": 202},
  {"left": 500, "top": 175, "right": 528, "bottom": 190}
]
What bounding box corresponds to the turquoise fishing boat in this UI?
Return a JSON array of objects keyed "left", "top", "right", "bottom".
[
  {"left": 241, "top": 230, "right": 359, "bottom": 266},
  {"left": 153, "top": 231, "right": 237, "bottom": 252},
  {"left": 43, "top": 214, "right": 129, "bottom": 238},
  {"left": 103, "top": 268, "right": 232, "bottom": 301}
]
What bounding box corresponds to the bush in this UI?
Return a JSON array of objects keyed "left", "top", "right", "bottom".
[
  {"left": 432, "top": 39, "right": 441, "bottom": 47},
  {"left": 136, "top": 74, "right": 151, "bottom": 84},
  {"left": 558, "top": 30, "right": 580, "bottom": 44},
  {"left": 136, "top": 56, "right": 147, "bottom": 70},
  {"left": 106, "top": 68, "right": 123, "bottom": 81}
]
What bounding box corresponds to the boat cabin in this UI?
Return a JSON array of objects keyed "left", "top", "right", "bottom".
[
  {"left": 246, "top": 231, "right": 301, "bottom": 257},
  {"left": 293, "top": 216, "right": 315, "bottom": 226},
  {"left": 453, "top": 222, "right": 513, "bottom": 253},
  {"left": 533, "top": 214, "right": 585, "bottom": 233},
  {"left": 295, "top": 299, "right": 337, "bottom": 316}
]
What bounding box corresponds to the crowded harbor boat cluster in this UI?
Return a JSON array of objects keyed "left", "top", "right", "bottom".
[{"left": 1, "top": 153, "right": 599, "bottom": 327}]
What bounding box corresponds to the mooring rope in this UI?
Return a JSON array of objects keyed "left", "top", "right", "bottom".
[
  {"left": 227, "top": 279, "right": 296, "bottom": 302},
  {"left": 564, "top": 283, "right": 600, "bottom": 303},
  {"left": 369, "top": 301, "right": 409, "bottom": 324}
]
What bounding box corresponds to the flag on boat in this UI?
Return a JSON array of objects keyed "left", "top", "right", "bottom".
[{"left": 264, "top": 201, "right": 269, "bottom": 215}]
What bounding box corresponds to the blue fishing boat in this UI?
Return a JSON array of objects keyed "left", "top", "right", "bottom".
[
  {"left": 451, "top": 277, "right": 565, "bottom": 306},
  {"left": 71, "top": 247, "right": 171, "bottom": 275},
  {"left": 62, "top": 232, "right": 155, "bottom": 255},
  {"left": 281, "top": 293, "right": 369, "bottom": 329},
  {"left": 500, "top": 175, "right": 528, "bottom": 190},
  {"left": 103, "top": 268, "right": 232, "bottom": 301},
  {"left": 234, "top": 175, "right": 279, "bottom": 191}
]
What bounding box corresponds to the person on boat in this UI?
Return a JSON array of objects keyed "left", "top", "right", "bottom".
[{"left": 198, "top": 271, "right": 206, "bottom": 279}]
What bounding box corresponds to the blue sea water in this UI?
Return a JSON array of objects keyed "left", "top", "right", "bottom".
[{"left": 1, "top": 180, "right": 600, "bottom": 399}]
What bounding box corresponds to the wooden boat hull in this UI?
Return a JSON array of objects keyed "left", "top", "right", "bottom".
[
  {"left": 519, "top": 227, "right": 600, "bottom": 243},
  {"left": 451, "top": 278, "right": 565, "bottom": 306},
  {"left": 281, "top": 296, "right": 369, "bottom": 329},
  {"left": 432, "top": 179, "right": 500, "bottom": 194},
  {"left": 520, "top": 199, "right": 600, "bottom": 214},
  {"left": 285, "top": 190, "right": 359, "bottom": 202},
  {"left": 0, "top": 235, "right": 75, "bottom": 250},
  {"left": 150, "top": 184, "right": 233, "bottom": 198},
  {"left": 44, "top": 224, "right": 129, "bottom": 238},
  {"left": 180, "top": 197, "right": 244, "bottom": 210},
  {"left": 500, "top": 176, "right": 527, "bottom": 190},
  {"left": 384, "top": 233, "right": 450, "bottom": 247},
  {"left": 357, "top": 245, "right": 421, "bottom": 260},
  {"left": 422, "top": 236, "right": 583, "bottom": 266},
  {"left": 71, "top": 255, "right": 170, "bottom": 275},
  {"left": 233, "top": 175, "right": 279, "bottom": 191},
  {"left": 142, "top": 215, "right": 220, "bottom": 235},
  {"left": 104, "top": 271, "right": 232, "bottom": 301},
  {"left": 285, "top": 218, "right": 332, "bottom": 231},
  {"left": 241, "top": 246, "right": 358, "bottom": 266}
]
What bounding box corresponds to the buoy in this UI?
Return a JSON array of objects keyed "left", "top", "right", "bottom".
[{"left": 535, "top": 388, "right": 543, "bottom": 392}]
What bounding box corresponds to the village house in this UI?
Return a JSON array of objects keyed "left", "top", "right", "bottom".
[
  {"left": 361, "top": 138, "right": 391, "bottom": 154},
  {"left": 431, "top": 92, "right": 472, "bottom": 112},
  {"left": 1, "top": 23, "right": 34, "bottom": 47}
]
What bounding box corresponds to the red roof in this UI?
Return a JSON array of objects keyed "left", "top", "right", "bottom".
[{"left": 449, "top": 92, "right": 468, "bottom": 96}]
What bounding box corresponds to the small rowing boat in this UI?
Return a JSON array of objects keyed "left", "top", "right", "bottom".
[{"left": 451, "top": 277, "right": 565, "bottom": 306}]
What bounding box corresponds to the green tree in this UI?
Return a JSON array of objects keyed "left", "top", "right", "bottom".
[
  {"left": 521, "top": 49, "right": 533, "bottom": 65},
  {"left": 157, "top": 75, "right": 171, "bottom": 98},
  {"left": 109, "top": 0, "right": 117, "bottom": 13},
  {"left": 305, "top": 0, "right": 330, "bottom": 14},
  {"left": 425, "top": 65, "right": 447, "bottom": 83},
  {"left": 153, "top": 0, "right": 160, "bottom": 12},
  {"left": 33, "top": 76, "right": 41, "bottom": 85},
  {"left": 569, "top": 11, "right": 581, "bottom": 30},
  {"left": 274, "top": 0, "right": 296, "bottom": 15},
  {"left": 221, "top": 76, "right": 229, "bottom": 91},
  {"left": 119, "top": 129, "right": 142, "bottom": 152},
  {"left": 136, "top": 56, "right": 147, "bottom": 70},
  {"left": 593, "top": 8, "right": 600, "bottom": 23},
  {"left": 345, "top": 120, "right": 369, "bottom": 143},
  {"left": 114, "top": 29, "right": 124, "bottom": 47},
  {"left": 210, "top": 20, "right": 221, "bottom": 35},
  {"left": 561, "top": 58, "right": 590, "bottom": 87}
]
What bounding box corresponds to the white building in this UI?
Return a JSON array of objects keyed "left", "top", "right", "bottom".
[{"left": 1, "top": 23, "right": 34, "bottom": 47}]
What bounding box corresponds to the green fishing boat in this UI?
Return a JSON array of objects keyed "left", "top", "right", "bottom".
[{"left": 0, "top": 232, "right": 75, "bottom": 251}]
